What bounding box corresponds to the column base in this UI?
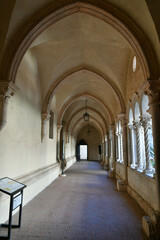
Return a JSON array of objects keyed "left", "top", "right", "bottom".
[
  {"left": 137, "top": 166, "right": 144, "bottom": 173},
  {"left": 108, "top": 170, "right": 115, "bottom": 178},
  {"left": 103, "top": 164, "right": 109, "bottom": 170},
  {"left": 142, "top": 213, "right": 160, "bottom": 238},
  {"left": 145, "top": 169, "right": 154, "bottom": 178},
  {"left": 100, "top": 159, "right": 104, "bottom": 165},
  {"left": 117, "top": 180, "right": 127, "bottom": 192},
  {"left": 145, "top": 168, "right": 153, "bottom": 174},
  {"left": 131, "top": 164, "right": 137, "bottom": 169},
  {"left": 59, "top": 173, "right": 66, "bottom": 177}
]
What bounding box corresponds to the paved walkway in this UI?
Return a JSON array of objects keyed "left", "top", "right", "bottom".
[{"left": 1, "top": 161, "right": 147, "bottom": 239}]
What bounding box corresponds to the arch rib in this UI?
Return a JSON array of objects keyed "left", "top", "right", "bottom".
[
  {"left": 42, "top": 66, "right": 125, "bottom": 114},
  {"left": 57, "top": 93, "right": 114, "bottom": 125},
  {"left": 1, "top": 1, "right": 158, "bottom": 85}
]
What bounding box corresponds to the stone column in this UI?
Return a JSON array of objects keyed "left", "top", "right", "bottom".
[
  {"left": 121, "top": 116, "right": 128, "bottom": 180},
  {"left": 0, "top": 82, "right": 17, "bottom": 131},
  {"left": 119, "top": 130, "right": 123, "bottom": 163},
  {"left": 103, "top": 139, "right": 105, "bottom": 164},
  {"left": 134, "top": 121, "right": 143, "bottom": 171},
  {"left": 104, "top": 136, "right": 109, "bottom": 170},
  {"left": 108, "top": 125, "right": 115, "bottom": 177},
  {"left": 128, "top": 124, "right": 137, "bottom": 168},
  {"left": 127, "top": 125, "right": 131, "bottom": 167},
  {"left": 101, "top": 139, "right": 105, "bottom": 165},
  {"left": 115, "top": 131, "right": 119, "bottom": 162},
  {"left": 109, "top": 135, "right": 113, "bottom": 169},
  {"left": 41, "top": 113, "right": 50, "bottom": 142},
  {"left": 116, "top": 115, "right": 128, "bottom": 190},
  {"left": 57, "top": 125, "right": 63, "bottom": 162},
  {"left": 141, "top": 116, "right": 152, "bottom": 173},
  {"left": 149, "top": 90, "right": 160, "bottom": 212}
]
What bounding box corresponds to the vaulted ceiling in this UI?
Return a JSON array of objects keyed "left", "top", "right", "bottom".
[
  {"left": 4, "top": 0, "right": 159, "bottom": 139},
  {"left": 28, "top": 12, "right": 134, "bottom": 136}
]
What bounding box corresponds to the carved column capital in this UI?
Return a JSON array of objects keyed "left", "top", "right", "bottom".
[
  {"left": 133, "top": 120, "right": 142, "bottom": 128},
  {"left": 128, "top": 124, "right": 134, "bottom": 130},
  {"left": 140, "top": 115, "right": 151, "bottom": 128},
  {"left": 117, "top": 113, "right": 126, "bottom": 121},
  {"left": 0, "top": 81, "right": 18, "bottom": 131},
  {"left": 42, "top": 113, "right": 50, "bottom": 121},
  {"left": 115, "top": 131, "right": 119, "bottom": 136},
  {"left": 144, "top": 79, "right": 160, "bottom": 111},
  {"left": 57, "top": 124, "right": 63, "bottom": 132},
  {"left": 148, "top": 78, "right": 160, "bottom": 94},
  {"left": 0, "top": 81, "right": 18, "bottom": 101}
]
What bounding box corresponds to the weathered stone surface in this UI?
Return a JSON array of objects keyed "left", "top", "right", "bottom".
[
  {"left": 108, "top": 169, "right": 115, "bottom": 178},
  {"left": 117, "top": 179, "right": 127, "bottom": 191}
]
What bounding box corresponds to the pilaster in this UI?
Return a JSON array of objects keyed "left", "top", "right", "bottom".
[
  {"left": 66, "top": 131, "right": 70, "bottom": 143},
  {"left": 57, "top": 124, "right": 63, "bottom": 162},
  {"left": 41, "top": 113, "right": 50, "bottom": 142},
  {"left": 108, "top": 125, "right": 115, "bottom": 177}
]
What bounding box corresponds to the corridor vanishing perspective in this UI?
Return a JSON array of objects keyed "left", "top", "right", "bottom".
[
  {"left": 4, "top": 161, "right": 147, "bottom": 240},
  {"left": 0, "top": 0, "right": 160, "bottom": 239}
]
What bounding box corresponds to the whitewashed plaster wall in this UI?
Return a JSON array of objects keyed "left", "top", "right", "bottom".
[
  {"left": 0, "top": 50, "right": 75, "bottom": 223},
  {"left": 126, "top": 56, "right": 145, "bottom": 103},
  {"left": 0, "top": 50, "right": 57, "bottom": 178}
]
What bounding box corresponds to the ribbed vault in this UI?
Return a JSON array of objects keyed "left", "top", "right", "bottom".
[{"left": 6, "top": 0, "right": 159, "bottom": 142}]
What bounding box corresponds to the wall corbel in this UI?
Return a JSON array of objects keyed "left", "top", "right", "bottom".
[
  {"left": 0, "top": 81, "right": 18, "bottom": 131},
  {"left": 41, "top": 113, "right": 50, "bottom": 142}
]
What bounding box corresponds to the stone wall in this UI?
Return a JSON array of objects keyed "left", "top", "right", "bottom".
[
  {"left": 0, "top": 51, "right": 76, "bottom": 223},
  {"left": 115, "top": 163, "right": 158, "bottom": 214},
  {"left": 127, "top": 167, "right": 158, "bottom": 212},
  {"left": 115, "top": 162, "right": 126, "bottom": 180}
]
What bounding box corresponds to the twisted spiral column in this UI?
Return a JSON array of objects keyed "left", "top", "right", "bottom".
[
  {"left": 120, "top": 131, "right": 123, "bottom": 163},
  {"left": 128, "top": 125, "right": 136, "bottom": 167},
  {"left": 109, "top": 125, "right": 115, "bottom": 170},
  {"left": 134, "top": 121, "right": 143, "bottom": 170},
  {"left": 115, "top": 132, "right": 119, "bottom": 161},
  {"left": 142, "top": 116, "right": 152, "bottom": 172}
]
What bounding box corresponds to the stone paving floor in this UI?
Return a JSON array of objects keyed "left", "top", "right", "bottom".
[{"left": 0, "top": 161, "right": 148, "bottom": 239}]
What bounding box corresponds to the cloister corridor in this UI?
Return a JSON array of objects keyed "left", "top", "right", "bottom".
[
  {"left": 1, "top": 161, "right": 147, "bottom": 240},
  {"left": 0, "top": 1, "right": 160, "bottom": 239}
]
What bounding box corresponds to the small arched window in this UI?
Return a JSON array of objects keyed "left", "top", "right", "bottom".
[{"left": 132, "top": 56, "right": 137, "bottom": 72}]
